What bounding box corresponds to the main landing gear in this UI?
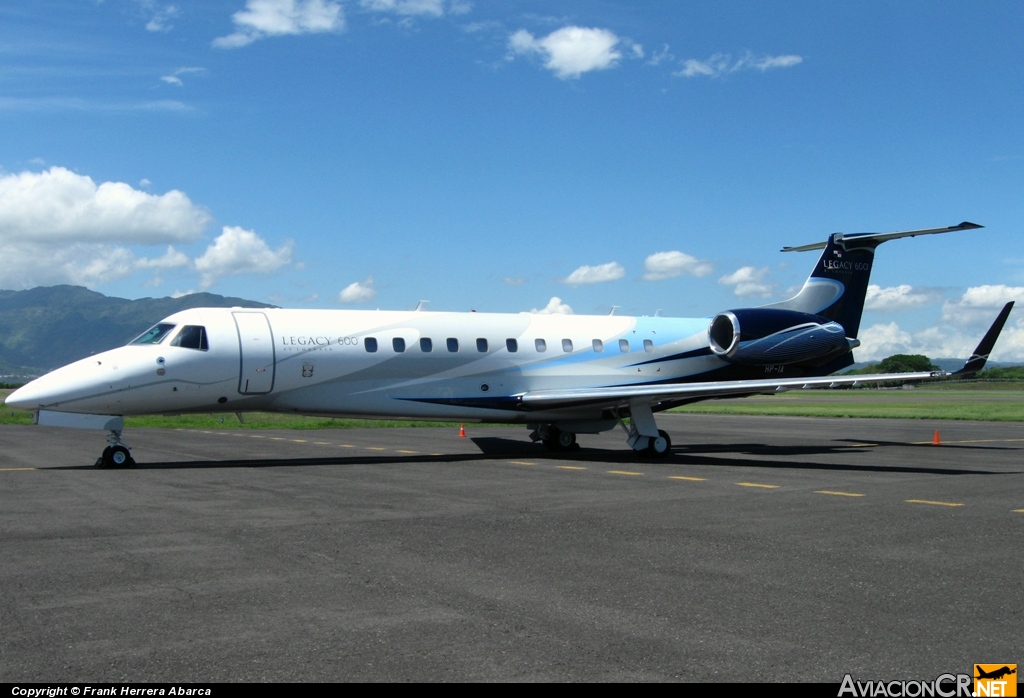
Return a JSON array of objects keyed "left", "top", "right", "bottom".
[
  {"left": 532, "top": 424, "right": 578, "bottom": 451},
  {"left": 531, "top": 401, "right": 673, "bottom": 458},
  {"left": 95, "top": 429, "right": 136, "bottom": 469},
  {"left": 620, "top": 400, "right": 672, "bottom": 457}
]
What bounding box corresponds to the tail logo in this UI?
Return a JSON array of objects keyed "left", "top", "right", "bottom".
[{"left": 823, "top": 259, "right": 871, "bottom": 273}]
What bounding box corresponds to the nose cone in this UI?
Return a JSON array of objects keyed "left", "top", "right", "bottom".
[
  {"left": 4, "top": 351, "right": 123, "bottom": 412},
  {"left": 5, "top": 365, "right": 95, "bottom": 411},
  {"left": 5, "top": 381, "right": 45, "bottom": 410}
]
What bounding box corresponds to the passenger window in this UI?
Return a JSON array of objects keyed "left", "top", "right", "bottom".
[
  {"left": 393, "top": 338, "right": 406, "bottom": 353},
  {"left": 365, "top": 337, "right": 378, "bottom": 353},
  {"left": 171, "top": 325, "right": 209, "bottom": 351},
  {"left": 506, "top": 338, "right": 518, "bottom": 352},
  {"left": 447, "top": 338, "right": 459, "bottom": 353},
  {"left": 130, "top": 323, "right": 176, "bottom": 345},
  {"left": 562, "top": 339, "right": 573, "bottom": 352},
  {"left": 643, "top": 339, "right": 654, "bottom": 353},
  {"left": 535, "top": 339, "right": 547, "bottom": 353},
  {"left": 420, "top": 338, "right": 432, "bottom": 352},
  {"left": 476, "top": 338, "right": 488, "bottom": 352},
  {"left": 592, "top": 339, "right": 604, "bottom": 353},
  {"left": 619, "top": 339, "right": 630, "bottom": 353}
]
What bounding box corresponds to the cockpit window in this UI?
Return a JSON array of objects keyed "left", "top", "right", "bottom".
[
  {"left": 171, "top": 325, "right": 209, "bottom": 351},
  {"left": 130, "top": 323, "right": 177, "bottom": 345}
]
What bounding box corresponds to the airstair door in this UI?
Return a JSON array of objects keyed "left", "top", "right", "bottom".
[{"left": 233, "top": 311, "right": 275, "bottom": 395}]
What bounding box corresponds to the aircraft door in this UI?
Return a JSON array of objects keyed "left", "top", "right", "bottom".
[{"left": 233, "top": 312, "right": 276, "bottom": 394}]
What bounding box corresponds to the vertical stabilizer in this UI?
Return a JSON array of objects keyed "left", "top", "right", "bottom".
[{"left": 766, "top": 222, "right": 982, "bottom": 338}]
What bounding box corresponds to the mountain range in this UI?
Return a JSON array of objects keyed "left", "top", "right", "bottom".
[{"left": 0, "top": 286, "right": 273, "bottom": 378}]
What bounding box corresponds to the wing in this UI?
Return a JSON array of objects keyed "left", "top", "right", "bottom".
[{"left": 518, "top": 302, "right": 1013, "bottom": 412}]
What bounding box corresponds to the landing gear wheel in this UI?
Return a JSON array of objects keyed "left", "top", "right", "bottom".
[
  {"left": 646, "top": 429, "right": 672, "bottom": 458},
  {"left": 99, "top": 445, "right": 135, "bottom": 469},
  {"left": 541, "top": 426, "right": 576, "bottom": 451}
]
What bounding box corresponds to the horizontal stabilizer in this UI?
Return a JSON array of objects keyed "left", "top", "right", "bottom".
[
  {"left": 781, "top": 221, "right": 982, "bottom": 253},
  {"left": 952, "top": 301, "right": 1014, "bottom": 376}
]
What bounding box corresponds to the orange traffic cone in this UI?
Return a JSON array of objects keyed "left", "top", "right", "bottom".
[
  {"left": 458, "top": 424, "right": 466, "bottom": 438},
  {"left": 933, "top": 430, "right": 941, "bottom": 445}
]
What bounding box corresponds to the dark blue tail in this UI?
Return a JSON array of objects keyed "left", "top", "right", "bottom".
[{"left": 765, "top": 222, "right": 982, "bottom": 338}]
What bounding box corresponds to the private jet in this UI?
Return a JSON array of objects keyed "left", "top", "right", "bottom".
[{"left": 5, "top": 221, "right": 1013, "bottom": 468}]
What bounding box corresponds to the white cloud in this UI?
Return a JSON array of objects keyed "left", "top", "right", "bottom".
[
  {"left": 0, "top": 167, "right": 209, "bottom": 244},
  {"left": 138, "top": 246, "right": 192, "bottom": 270},
  {"left": 360, "top": 0, "right": 466, "bottom": 17},
  {"left": 856, "top": 322, "right": 913, "bottom": 361},
  {"left": 856, "top": 318, "right": 1024, "bottom": 363},
  {"left": 562, "top": 261, "right": 625, "bottom": 285},
  {"left": 194, "top": 226, "right": 293, "bottom": 289},
  {"left": 676, "top": 51, "right": 802, "bottom": 79},
  {"left": 0, "top": 166, "right": 220, "bottom": 290},
  {"left": 531, "top": 297, "right": 573, "bottom": 314},
  {"left": 864, "top": 284, "right": 940, "bottom": 312},
  {"left": 339, "top": 276, "right": 377, "bottom": 303},
  {"left": 941, "top": 285, "right": 1024, "bottom": 326},
  {"left": 642, "top": 250, "right": 713, "bottom": 281},
  {"left": 508, "top": 26, "right": 623, "bottom": 79},
  {"left": 145, "top": 4, "right": 180, "bottom": 32},
  {"left": 646, "top": 44, "right": 674, "bottom": 66},
  {"left": 214, "top": 0, "right": 344, "bottom": 48},
  {"left": 160, "top": 66, "right": 206, "bottom": 87},
  {"left": 718, "top": 266, "right": 773, "bottom": 298}
]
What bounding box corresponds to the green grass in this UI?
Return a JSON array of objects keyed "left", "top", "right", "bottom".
[
  {"left": 3, "top": 383, "right": 1022, "bottom": 427},
  {"left": 669, "top": 384, "right": 1024, "bottom": 421}
]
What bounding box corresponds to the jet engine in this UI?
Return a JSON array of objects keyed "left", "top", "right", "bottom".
[{"left": 708, "top": 308, "right": 857, "bottom": 365}]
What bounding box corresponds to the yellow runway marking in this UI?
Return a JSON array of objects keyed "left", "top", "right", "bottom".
[
  {"left": 669, "top": 476, "right": 706, "bottom": 481},
  {"left": 396, "top": 449, "right": 418, "bottom": 454},
  {"left": 340, "top": 444, "right": 355, "bottom": 448},
  {"left": 608, "top": 470, "right": 642, "bottom": 476},
  {"left": 1, "top": 467, "right": 36, "bottom": 471},
  {"left": 365, "top": 447, "right": 386, "bottom": 451},
  {"left": 849, "top": 443, "right": 877, "bottom": 448},
  {"left": 1014, "top": 509, "right": 1024, "bottom": 514},
  {"left": 906, "top": 499, "right": 964, "bottom": 507},
  {"left": 314, "top": 441, "right": 330, "bottom": 445},
  {"left": 737, "top": 482, "right": 779, "bottom": 489},
  {"left": 269, "top": 437, "right": 286, "bottom": 441},
  {"left": 557, "top": 465, "right": 586, "bottom": 470},
  {"left": 816, "top": 490, "right": 865, "bottom": 497},
  {"left": 292, "top": 439, "right": 307, "bottom": 443},
  {"left": 509, "top": 460, "right": 536, "bottom": 466}
]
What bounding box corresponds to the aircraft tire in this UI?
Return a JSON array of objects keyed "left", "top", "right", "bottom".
[
  {"left": 557, "top": 430, "right": 576, "bottom": 449},
  {"left": 100, "top": 445, "right": 135, "bottom": 469},
  {"left": 647, "top": 429, "right": 672, "bottom": 457}
]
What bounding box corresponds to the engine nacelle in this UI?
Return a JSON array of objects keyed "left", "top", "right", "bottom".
[{"left": 708, "top": 308, "right": 857, "bottom": 365}]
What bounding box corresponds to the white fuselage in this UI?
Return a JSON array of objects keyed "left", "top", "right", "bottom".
[{"left": 8, "top": 307, "right": 721, "bottom": 424}]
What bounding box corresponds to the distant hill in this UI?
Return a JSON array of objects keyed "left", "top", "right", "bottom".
[{"left": 0, "top": 286, "right": 274, "bottom": 378}]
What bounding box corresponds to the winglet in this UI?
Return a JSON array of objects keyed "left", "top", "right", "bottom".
[{"left": 952, "top": 301, "right": 1014, "bottom": 376}]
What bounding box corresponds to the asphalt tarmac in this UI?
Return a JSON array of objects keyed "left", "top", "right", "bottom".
[{"left": 1, "top": 413, "right": 1021, "bottom": 682}]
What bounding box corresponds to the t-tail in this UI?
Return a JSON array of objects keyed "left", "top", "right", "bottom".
[{"left": 766, "top": 221, "right": 983, "bottom": 337}]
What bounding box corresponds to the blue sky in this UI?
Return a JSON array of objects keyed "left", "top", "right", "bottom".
[{"left": 1, "top": 1, "right": 1023, "bottom": 361}]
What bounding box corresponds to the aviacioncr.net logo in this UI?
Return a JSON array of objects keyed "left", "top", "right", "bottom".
[{"left": 838, "top": 674, "right": 973, "bottom": 697}]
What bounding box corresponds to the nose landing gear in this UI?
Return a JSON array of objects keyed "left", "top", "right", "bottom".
[{"left": 96, "top": 429, "right": 136, "bottom": 469}]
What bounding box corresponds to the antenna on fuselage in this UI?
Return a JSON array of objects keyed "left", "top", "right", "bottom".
[
  {"left": 608, "top": 306, "right": 619, "bottom": 316},
  {"left": 415, "top": 300, "right": 430, "bottom": 311}
]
